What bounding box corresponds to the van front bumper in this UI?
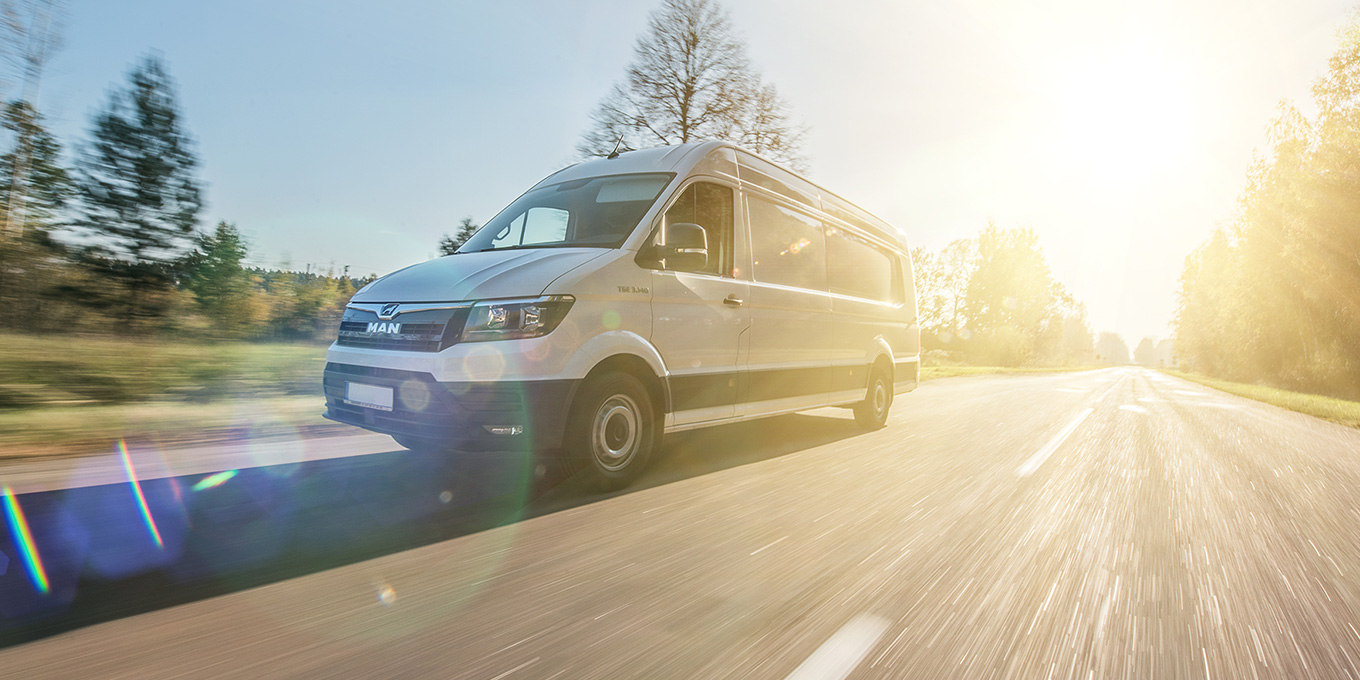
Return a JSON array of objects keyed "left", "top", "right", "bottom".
[{"left": 323, "top": 362, "right": 578, "bottom": 451}]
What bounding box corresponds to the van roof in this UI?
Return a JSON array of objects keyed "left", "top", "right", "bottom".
[
  {"left": 538, "top": 142, "right": 906, "bottom": 249},
  {"left": 540, "top": 141, "right": 727, "bottom": 182}
]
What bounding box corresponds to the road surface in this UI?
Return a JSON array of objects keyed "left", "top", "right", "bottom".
[{"left": 3, "top": 368, "right": 1360, "bottom": 679}]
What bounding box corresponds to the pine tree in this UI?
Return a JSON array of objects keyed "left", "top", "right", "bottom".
[
  {"left": 0, "top": 100, "right": 71, "bottom": 326},
  {"left": 73, "top": 53, "right": 202, "bottom": 271},
  {"left": 438, "top": 216, "right": 480, "bottom": 255},
  {"left": 0, "top": 100, "right": 70, "bottom": 233},
  {"left": 185, "top": 221, "right": 258, "bottom": 336}
]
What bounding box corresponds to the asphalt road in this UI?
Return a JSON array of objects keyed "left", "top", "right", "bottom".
[{"left": 3, "top": 368, "right": 1360, "bottom": 679}]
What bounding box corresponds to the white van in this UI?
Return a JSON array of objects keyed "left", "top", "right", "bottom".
[{"left": 324, "top": 142, "right": 919, "bottom": 489}]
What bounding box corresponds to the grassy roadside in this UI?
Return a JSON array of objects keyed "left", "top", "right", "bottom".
[
  {"left": 0, "top": 396, "right": 355, "bottom": 458},
  {"left": 1163, "top": 370, "right": 1360, "bottom": 429},
  {"left": 0, "top": 333, "right": 328, "bottom": 409},
  {"left": 0, "top": 334, "right": 348, "bottom": 459},
  {"left": 919, "top": 365, "right": 1101, "bottom": 380}
]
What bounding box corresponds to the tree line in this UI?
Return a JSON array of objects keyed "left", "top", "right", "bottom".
[
  {"left": 0, "top": 1, "right": 370, "bottom": 341},
  {"left": 1175, "top": 18, "right": 1360, "bottom": 399},
  {"left": 912, "top": 223, "right": 1102, "bottom": 367},
  {"left": 0, "top": 0, "right": 807, "bottom": 342}
]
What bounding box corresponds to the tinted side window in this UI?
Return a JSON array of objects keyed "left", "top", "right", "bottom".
[
  {"left": 827, "top": 225, "right": 896, "bottom": 302},
  {"left": 736, "top": 152, "right": 819, "bottom": 210},
  {"left": 662, "top": 182, "right": 734, "bottom": 276},
  {"left": 748, "top": 195, "right": 827, "bottom": 291}
]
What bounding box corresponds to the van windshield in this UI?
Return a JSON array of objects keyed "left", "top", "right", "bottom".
[{"left": 459, "top": 173, "right": 674, "bottom": 253}]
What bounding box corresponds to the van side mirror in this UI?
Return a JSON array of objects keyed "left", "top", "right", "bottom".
[{"left": 659, "top": 223, "right": 708, "bottom": 272}]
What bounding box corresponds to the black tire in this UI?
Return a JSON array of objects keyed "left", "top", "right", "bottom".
[
  {"left": 854, "top": 364, "right": 893, "bottom": 430},
  {"left": 563, "top": 371, "right": 656, "bottom": 491}
]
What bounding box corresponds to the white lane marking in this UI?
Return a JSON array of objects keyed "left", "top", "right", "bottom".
[
  {"left": 1119, "top": 405, "right": 1148, "bottom": 414},
  {"left": 751, "top": 536, "right": 788, "bottom": 555},
  {"left": 1016, "top": 408, "right": 1094, "bottom": 477},
  {"left": 785, "top": 615, "right": 891, "bottom": 680},
  {"left": 488, "top": 657, "right": 539, "bottom": 680}
]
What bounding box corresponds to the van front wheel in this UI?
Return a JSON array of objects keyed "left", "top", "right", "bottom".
[
  {"left": 854, "top": 365, "right": 893, "bottom": 430},
  {"left": 564, "top": 372, "right": 656, "bottom": 491}
]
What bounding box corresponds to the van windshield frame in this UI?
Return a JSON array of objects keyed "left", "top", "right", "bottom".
[{"left": 458, "top": 173, "right": 676, "bottom": 254}]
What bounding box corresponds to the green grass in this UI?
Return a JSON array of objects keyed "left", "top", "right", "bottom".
[
  {"left": 0, "top": 333, "right": 343, "bottom": 457},
  {"left": 0, "top": 396, "right": 353, "bottom": 457},
  {"left": 1163, "top": 370, "right": 1360, "bottom": 428},
  {"left": 919, "top": 365, "right": 1101, "bottom": 380},
  {"left": 0, "top": 333, "right": 328, "bottom": 408}
]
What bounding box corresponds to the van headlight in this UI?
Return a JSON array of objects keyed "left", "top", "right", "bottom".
[{"left": 461, "top": 295, "right": 575, "bottom": 342}]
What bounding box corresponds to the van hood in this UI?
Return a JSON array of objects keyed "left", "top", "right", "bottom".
[{"left": 352, "top": 248, "right": 609, "bottom": 303}]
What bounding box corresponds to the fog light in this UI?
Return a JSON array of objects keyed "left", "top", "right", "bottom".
[{"left": 483, "top": 425, "right": 523, "bottom": 436}]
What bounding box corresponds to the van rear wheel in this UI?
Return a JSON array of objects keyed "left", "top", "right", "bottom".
[
  {"left": 564, "top": 371, "right": 656, "bottom": 491},
  {"left": 854, "top": 365, "right": 893, "bottom": 430}
]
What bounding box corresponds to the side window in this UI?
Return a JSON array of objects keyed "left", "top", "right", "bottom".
[
  {"left": 490, "top": 214, "right": 524, "bottom": 248},
  {"left": 490, "top": 207, "right": 568, "bottom": 248},
  {"left": 826, "top": 226, "right": 896, "bottom": 302},
  {"left": 661, "top": 182, "right": 734, "bottom": 276},
  {"left": 522, "top": 207, "right": 569, "bottom": 244},
  {"left": 748, "top": 195, "right": 827, "bottom": 291}
]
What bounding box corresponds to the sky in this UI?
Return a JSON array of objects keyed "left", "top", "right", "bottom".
[{"left": 34, "top": 0, "right": 1358, "bottom": 344}]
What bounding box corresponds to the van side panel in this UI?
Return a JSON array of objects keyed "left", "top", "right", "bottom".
[{"left": 829, "top": 295, "right": 898, "bottom": 402}]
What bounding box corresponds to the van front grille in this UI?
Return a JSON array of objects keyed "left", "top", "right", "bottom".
[{"left": 336, "top": 322, "right": 447, "bottom": 352}]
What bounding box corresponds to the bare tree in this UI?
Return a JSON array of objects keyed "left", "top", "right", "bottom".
[
  {"left": 737, "top": 83, "right": 805, "bottom": 165},
  {"left": 578, "top": 0, "right": 807, "bottom": 170}
]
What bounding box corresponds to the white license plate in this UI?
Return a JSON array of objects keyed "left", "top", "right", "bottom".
[{"left": 345, "top": 382, "right": 393, "bottom": 411}]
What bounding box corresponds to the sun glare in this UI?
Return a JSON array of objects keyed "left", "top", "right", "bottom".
[{"left": 1050, "top": 46, "right": 1198, "bottom": 186}]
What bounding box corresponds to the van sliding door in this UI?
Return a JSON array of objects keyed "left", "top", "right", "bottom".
[{"left": 742, "top": 194, "right": 834, "bottom": 414}]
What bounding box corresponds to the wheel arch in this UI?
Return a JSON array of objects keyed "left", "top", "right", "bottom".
[
  {"left": 584, "top": 353, "right": 669, "bottom": 417},
  {"left": 868, "top": 336, "right": 895, "bottom": 387}
]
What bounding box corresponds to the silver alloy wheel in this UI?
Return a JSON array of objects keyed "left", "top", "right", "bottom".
[
  {"left": 592, "top": 393, "right": 640, "bottom": 471},
  {"left": 873, "top": 379, "right": 889, "bottom": 418}
]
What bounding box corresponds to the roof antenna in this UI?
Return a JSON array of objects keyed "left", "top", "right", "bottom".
[{"left": 607, "top": 134, "right": 626, "bottom": 159}]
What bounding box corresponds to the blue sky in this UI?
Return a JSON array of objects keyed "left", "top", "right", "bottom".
[{"left": 38, "top": 0, "right": 1357, "bottom": 342}]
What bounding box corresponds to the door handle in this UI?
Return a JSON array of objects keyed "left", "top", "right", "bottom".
[{"left": 723, "top": 295, "right": 744, "bottom": 307}]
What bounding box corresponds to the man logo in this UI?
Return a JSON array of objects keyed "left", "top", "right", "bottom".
[
  {"left": 366, "top": 322, "right": 401, "bottom": 334},
  {"left": 378, "top": 303, "right": 401, "bottom": 320}
]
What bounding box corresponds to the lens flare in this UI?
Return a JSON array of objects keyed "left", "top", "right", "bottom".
[
  {"left": 462, "top": 344, "right": 507, "bottom": 381},
  {"left": 2, "top": 486, "right": 49, "bottom": 594},
  {"left": 192, "top": 470, "right": 238, "bottom": 492},
  {"left": 377, "top": 583, "right": 397, "bottom": 605},
  {"left": 118, "top": 439, "right": 163, "bottom": 549}
]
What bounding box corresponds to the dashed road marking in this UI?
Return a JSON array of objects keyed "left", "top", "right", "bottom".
[
  {"left": 488, "top": 657, "right": 539, "bottom": 680},
  {"left": 785, "top": 614, "right": 891, "bottom": 680},
  {"left": 1016, "top": 408, "right": 1094, "bottom": 477},
  {"left": 751, "top": 536, "right": 788, "bottom": 555}
]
